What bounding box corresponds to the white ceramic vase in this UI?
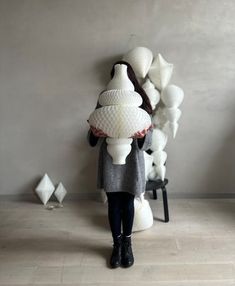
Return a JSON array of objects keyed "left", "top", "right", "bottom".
[
  {"left": 123, "top": 46, "right": 153, "bottom": 78},
  {"left": 148, "top": 54, "right": 173, "bottom": 90}
]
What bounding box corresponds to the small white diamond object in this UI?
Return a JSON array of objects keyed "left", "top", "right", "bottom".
[
  {"left": 54, "top": 182, "right": 67, "bottom": 204},
  {"left": 35, "top": 173, "right": 55, "bottom": 205}
]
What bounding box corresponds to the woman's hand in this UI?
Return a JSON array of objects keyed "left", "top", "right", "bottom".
[
  {"left": 90, "top": 125, "right": 107, "bottom": 137},
  {"left": 131, "top": 124, "right": 153, "bottom": 138}
]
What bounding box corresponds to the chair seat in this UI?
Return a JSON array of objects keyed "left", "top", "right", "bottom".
[{"left": 145, "top": 178, "right": 169, "bottom": 190}]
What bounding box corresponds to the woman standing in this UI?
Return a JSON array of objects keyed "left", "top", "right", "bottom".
[{"left": 88, "top": 61, "right": 153, "bottom": 268}]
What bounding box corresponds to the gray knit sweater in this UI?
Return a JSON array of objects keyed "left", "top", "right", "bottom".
[{"left": 88, "top": 128, "right": 153, "bottom": 196}]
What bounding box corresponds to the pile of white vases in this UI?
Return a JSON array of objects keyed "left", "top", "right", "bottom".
[
  {"left": 124, "top": 47, "right": 184, "bottom": 182},
  {"left": 35, "top": 173, "right": 67, "bottom": 205},
  {"left": 88, "top": 63, "right": 152, "bottom": 165},
  {"left": 123, "top": 47, "right": 184, "bottom": 232}
]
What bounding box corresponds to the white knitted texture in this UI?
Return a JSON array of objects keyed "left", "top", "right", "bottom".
[
  {"left": 98, "top": 89, "right": 143, "bottom": 106},
  {"left": 89, "top": 106, "right": 151, "bottom": 138}
]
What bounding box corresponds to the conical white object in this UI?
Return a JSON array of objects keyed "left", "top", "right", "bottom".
[
  {"left": 54, "top": 182, "right": 67, "bottom": 203},
  {"left": 148, "top": 54, "right": 173, "bottom": 90},
  {"left": 107, "top": 64, "right": 135, "bottom": 90},
  {"left": 161, "top": 85, "right": 184, "bottom": 108},
  {"left": 133, "top": 197, "right": 153, "bottom": 232},
  {"left": 123, "top": 47, "right": 153, "bottom": 78},
  {"left": 150, "top": 128, "right": 168, "bottom": 152},
  {"left": 142, "top": 79, "right": 160, "bottom": 110},
  {"left": 35, "top": 173, "right": 55, "bottom": 205},
  {"left": 168, "top": 121, "right": 179, "bottom": 138}
]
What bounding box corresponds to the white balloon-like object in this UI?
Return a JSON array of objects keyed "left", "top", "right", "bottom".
[{"left": 123, "top": 46, "right": 153, "bottom": 78}]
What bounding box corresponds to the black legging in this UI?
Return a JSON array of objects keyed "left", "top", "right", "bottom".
[{"left": 106, "top": 191, "right": 135, "bottom": 240}]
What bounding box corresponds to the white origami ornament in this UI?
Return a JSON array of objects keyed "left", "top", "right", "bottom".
[
  {"left": 142, "top": 79, "right": 160, "bottom": 110},
  {"left": 35, "top": 173, "right": 55, "bottom": 205},
  {"left": 133, "top": 194, "right": 153, "bottom": 232},
  {"left": 54, "top": 182, "right": 67, "bottom": 203},
  {"left": 88, "top": 64, "right": 152, "bottom": 164},
  {"left": 123, "top": 46, "right": 153, "bottom": 78},
  {"left": 148, "top": 54, "right": 173, "bottom": 90}
]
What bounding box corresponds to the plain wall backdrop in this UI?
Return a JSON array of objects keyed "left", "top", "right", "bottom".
[{"left": 0, "top": 0, "right": 234, "bottom": 197}]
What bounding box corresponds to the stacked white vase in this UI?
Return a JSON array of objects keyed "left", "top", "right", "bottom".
[{"left": 88, "top": 64, "right": 152, "bottom": 165}]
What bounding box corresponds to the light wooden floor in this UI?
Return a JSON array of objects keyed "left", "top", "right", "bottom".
[{"left": 0, "top": 196, "right": 235, "bottom": 285}]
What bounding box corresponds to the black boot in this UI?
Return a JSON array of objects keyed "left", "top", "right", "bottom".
[
  {"left": 121, "top": 236, "right": 134, "bottom": 268},
  {"left": 109, "top": 235, "right": 122, "bottom": 268}
]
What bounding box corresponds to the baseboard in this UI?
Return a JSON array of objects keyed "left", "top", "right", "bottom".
[{"left": 0, "top": 191, "right": 235, "bottom": 202}]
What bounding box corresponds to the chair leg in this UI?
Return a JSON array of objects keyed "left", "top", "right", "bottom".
[
  {"left": 152, "top": 189, "right": 157, "bottom": 200},
  {"left": 162, "top": 186, "right": 169, "bottom": 222}
]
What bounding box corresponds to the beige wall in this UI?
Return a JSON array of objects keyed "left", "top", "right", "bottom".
[{"left": 0, "top": 0, "right": 234, "bottom": 197}]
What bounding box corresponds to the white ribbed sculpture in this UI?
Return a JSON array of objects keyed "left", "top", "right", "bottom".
[{"left": 88, "top": 64, "right": 152, "bottom": 165}]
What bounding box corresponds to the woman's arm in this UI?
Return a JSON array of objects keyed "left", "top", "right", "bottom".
[
  {"left": 87, "top": 129, "right": 99, "bottom": 147},
  {"left": 137, "top": 127, "right": 153, "bottom": 151}
]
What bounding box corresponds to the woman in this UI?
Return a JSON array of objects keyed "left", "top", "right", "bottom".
[{"left": 88, "top": 60, "right": 153, "bottom": 268}]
